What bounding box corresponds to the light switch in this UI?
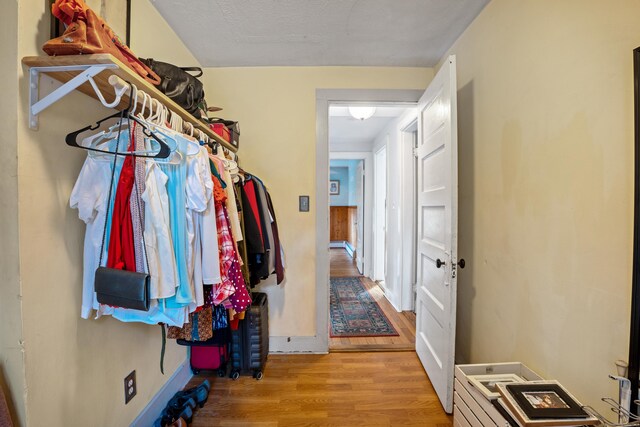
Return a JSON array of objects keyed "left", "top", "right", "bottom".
[{"left": 299, "top": 195, "right": 310, "bottom": 212}]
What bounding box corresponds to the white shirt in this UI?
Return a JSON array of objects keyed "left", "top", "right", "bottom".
[
  {"left": 185, "top": 147, "right": 210, "bottom": 310},
  {"left": 70, "top": 155, "right": 114, "bottom": 319},
  {"left": 218, "top": 156, "right": 243, "bottom": 242},
  {"left": 141, "top": 160, "right": 178, "bottom": 299},
  {"left": 197, "top": 148, "right": 221, "bottom": 288}
]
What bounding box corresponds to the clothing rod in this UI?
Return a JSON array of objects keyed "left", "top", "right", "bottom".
[{"left": 106, "top": 74, "right": 238, "bottom": 153}]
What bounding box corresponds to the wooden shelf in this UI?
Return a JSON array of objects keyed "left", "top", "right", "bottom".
[{"left": 22, "top": 54, "right": 237, "bottom": 152}]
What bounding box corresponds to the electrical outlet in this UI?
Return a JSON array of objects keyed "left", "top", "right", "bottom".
[{"left": 124, "top": 370, "right": 136, "bottom": 404}]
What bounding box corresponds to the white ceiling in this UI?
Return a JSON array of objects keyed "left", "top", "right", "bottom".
[
  {"left": 150, "top": 0, "right": 490, "bottom": 67},
  {"left": 329, "top": 105, "right": 413, "bottom": 148}
]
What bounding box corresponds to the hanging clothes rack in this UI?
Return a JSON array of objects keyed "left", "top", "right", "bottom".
[{"left": 21, "top": 53, "right": 238, "bottom": 153}]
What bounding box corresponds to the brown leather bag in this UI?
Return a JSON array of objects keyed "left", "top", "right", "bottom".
[{"left": 43, "top": 0, "right": 161, "bottom": 86}]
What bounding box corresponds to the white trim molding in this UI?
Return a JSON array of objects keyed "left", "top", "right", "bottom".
[{"left": 315, "top": 89, "right": 424, "bottom": 353}]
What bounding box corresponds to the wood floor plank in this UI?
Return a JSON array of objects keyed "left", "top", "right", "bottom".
[{"left": 186, "top": 352, "right": 452, "bottom": 426}]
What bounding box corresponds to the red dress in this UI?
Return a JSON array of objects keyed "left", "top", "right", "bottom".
[{"left": 107, "top": 136, "right": 137, "bottom": 271}]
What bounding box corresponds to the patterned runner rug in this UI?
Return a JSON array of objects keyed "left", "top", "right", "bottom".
[{"left": 330, "top": 277, "right": 399, "bottom": 337}]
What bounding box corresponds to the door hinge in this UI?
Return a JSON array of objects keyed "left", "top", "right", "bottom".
[{"left": 412, "top": 148, "right": 419, "bottom": 158}]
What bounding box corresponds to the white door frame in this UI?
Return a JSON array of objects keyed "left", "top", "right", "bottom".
[
  {"left": 315, "top": 89, "right": 424, "bottom": 352},
  {"left": 373, "top": 145, "right": 387, "bottom": 283},
  {"left": 330, "top": 152, "right": 373, "bottom": 277},
  {"left": 400, "top": 120, "right": 418, "bottom": 311}
]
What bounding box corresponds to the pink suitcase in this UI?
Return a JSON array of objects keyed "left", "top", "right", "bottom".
[{"left": 190, "top": 345, "right": 228, "bottom": 376}]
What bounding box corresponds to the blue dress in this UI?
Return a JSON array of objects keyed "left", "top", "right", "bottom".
[{"left": 158, "top": 133, "right": 194, "bottom": 308}]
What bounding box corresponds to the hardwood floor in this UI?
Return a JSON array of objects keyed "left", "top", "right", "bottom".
[
  {"left": 329, "top": 247, "right": 361, "bottom": 277},
  {"left": 329, "top": 249, "right": 416, "bottom": 352},
  {"left": 182, "top": 249, "right": 448, "bottom": 426},
  {"left": 187, "top": 352, "right": 453, "bottom": 426}
]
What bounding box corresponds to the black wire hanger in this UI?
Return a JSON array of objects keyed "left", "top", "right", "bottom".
[{"left": 65, "top": 82, "right": 171, "bottom": 159}]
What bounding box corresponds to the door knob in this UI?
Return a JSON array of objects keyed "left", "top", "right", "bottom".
[
  {"left": 458, "top": 259, "right": 466, "bottom": 269},
  {"left": 436, "top": 258, "right": 445, "bottom": 268}
]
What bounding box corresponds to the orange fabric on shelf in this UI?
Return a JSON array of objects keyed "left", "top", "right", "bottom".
[
  {"left": 52, "top": 0, "right": 88, "bottom": 25},
  {"left": 46, "top": 0, "right": 161, "bottom": 85}
]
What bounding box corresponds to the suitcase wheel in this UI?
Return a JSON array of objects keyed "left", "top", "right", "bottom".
[
  {"left": 253, "top": 371, "right": 263, "bottom": 381},
  {"left": 231, "top": 370, "right": 240, "bottom": 380},
  {"left": 192, "top": 368, "right": 200, "bottom": 375},
  {"left": 217, "top": 368, "right": 226, "bottom": 378}
]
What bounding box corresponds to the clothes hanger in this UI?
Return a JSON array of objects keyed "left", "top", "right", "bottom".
[
  {"left": 137, "top": 90, "right": 149, "bottom": 119},
  {"left": 210, "top": 141, "right": 219, "bottom": 155},
  {"left": 182, "top": 122, "right": 202, "bottom": 155},
  {"left": 65, "top": 82, "right": 171, "bottom": 159},
  {"left": 85, "top": 84, "right": 139, "bottom": 158},
  {"left": 84, "top": 84, "right": 138, "bottom": 155},
  {"left": 88, "top": 76, "right": 128, "bottom": 109},
  {"left": 196, "top": 129, "right": 208, "bottom": 146},
  {"left": 169, "top": 111, "right": 183, "bottom": 132},
  {"left": 124, "top": 85, "right": 172, "bottom": 156},
  {"left": 140, "top": 98, "right": 189, "bottom": 164},
  {"left": 185, "top": 122, "right": 194, "bottom": 137}
]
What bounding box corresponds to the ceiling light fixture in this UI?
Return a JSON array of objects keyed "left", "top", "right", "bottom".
[{"left": 348, "top": 106, "right": 376, "bottom": 121}]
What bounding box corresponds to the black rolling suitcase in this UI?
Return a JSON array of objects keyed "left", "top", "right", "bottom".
[{"left": 230, "top": 292, "right": 269, "bottom": 380}]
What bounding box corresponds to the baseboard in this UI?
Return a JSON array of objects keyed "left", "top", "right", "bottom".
[
  {"left": 344, "top": 242, "right": 354, "bottom": 257},
  {"left": 269, "top": 335, "right": 328, "bottom": 353},
  {"left": 329, "top": 241, "right": 355, "bottom": 257},
  {"left": 130, "top": 359, "right": 193, "bottom": 427},
  {"left": 389, "top": 293, "right": 403, "bottom": 313}
]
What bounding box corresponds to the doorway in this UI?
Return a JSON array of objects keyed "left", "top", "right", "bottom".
[
  {"left": 318, "top": 59, "right": 460, "bottom": 412},
  {"left": 329, "top": 158, "right": 364, "bottom": 273},
  {"left": 326, "top": 99, "right": 420, "bottom": 352},
  {"left": 314, "top": 89, "right": 423, "bottom": 354}
]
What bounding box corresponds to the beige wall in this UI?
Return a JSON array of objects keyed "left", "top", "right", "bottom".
[
  {"left": 129, "top": 0, "right": 200, "bottom": 66},
  {"left": 1, "top": 1, "right": 25, "bottom": 425},
  {"left": 444, "top": 0, "right": 639, "bottom": 410},
  {"left": 9, "top": 1, "right": 198, "bottom": 425},
  {"left": 201, "top": 68, "right": 431, "bottom": 339}
]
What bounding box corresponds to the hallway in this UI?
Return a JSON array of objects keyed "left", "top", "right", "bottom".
[{"left": 329, "top": 249, "right": 416, "bottom": 352}]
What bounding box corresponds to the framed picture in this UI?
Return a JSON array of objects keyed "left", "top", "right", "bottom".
[
  {"left": 329, "top": 180, "right": 340, "bottom": 195},
  {"left": 496, "top": 381, "right": 597, "bottom": 426},
  {"left": 50, "top": 0, "right": 132, "bottom": 45},
  {"left": 467, "top": 374, "right": 525, "bottom": 400}
]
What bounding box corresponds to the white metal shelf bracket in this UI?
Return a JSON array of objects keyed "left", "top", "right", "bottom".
[{"left": 28, "top": 63, "right": 118, "bottom": 130}]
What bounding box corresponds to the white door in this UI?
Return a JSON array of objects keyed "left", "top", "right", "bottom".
[
  {"left": 374, "top": 146, "right": 387, "bottom": 282},
  {"left": 415, "top": 55, "right": 458, "bottom": 414},
  {"left": 355, "top": 160, "right": 365, "bottom": 274}
]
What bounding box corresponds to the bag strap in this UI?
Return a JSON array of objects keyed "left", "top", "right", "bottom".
[
  {"left": 180, "top": 67, "right": 203, "bottom": 78},
  {"left": 97, "top": 119, "right": 151, "bottom": 275},
  {"left": 160, "top": 323, "right": 166, "bottom": 374},
  {"left": 98, "top": 110, "right": 127, "bottom": 269}
]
